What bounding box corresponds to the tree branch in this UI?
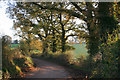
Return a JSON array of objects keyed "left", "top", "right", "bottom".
[
  {"left": 63, "top": 16, "right": 71, "bottom": 26},
  {"left": 65, "top": 34, "right": 78, "bottom": 40},
  {"left": 32, "top": 2, "right": 87, "bottom": 21},
  {"left": 65, "top": 28, "right": 73, "bottom": 32},
  {"left": 65, "top": 24, "right": 75, "bottom": 32},
  {"left": 37, "top": 33, "right": 44, "bottom": 40},
  {"left": 71, "top": 2, "right": 85, "bottom": 13}
]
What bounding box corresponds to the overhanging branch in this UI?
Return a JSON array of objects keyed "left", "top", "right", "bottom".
[
  {"left": 65, "top": 34, "right": 79, "bottom": 40},
  {"left": 32, "top": 2, "right": 87, "bottom": 21},
  {"left": 71, "top": 2, "right": 85, "bottom": 13}
]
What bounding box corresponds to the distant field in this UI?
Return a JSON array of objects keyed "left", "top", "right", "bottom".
[
  {"left": 10, "top": 43, "right": 88, "bottom": 58},
  {"left": 10, "top": 44, "right": 19, "bottom": 48},
  {"left": 70, "top": 43, "right": 88, "bottom": 58}
]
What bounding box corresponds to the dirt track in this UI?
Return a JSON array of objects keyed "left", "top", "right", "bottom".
[{"left": 25, "top": 58, "right": 71, "bottom": 78}]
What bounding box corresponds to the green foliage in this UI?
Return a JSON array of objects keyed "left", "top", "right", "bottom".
[
  {"left": 1, "top": 35, "right": 34, "bottom": 79},
  {"left": 91, "top": 29, "right": 120, "bottom": 78},
  {"left": 2, "top": 35, "right": 21, "bottom": 78},
  {"left": 31, "top": 50, "right": 75, "bottom": 65},
  {"left": 25, "top": 56, "right": 34, "bottom": 66},
  {"left": 13, "top": 56, "right": 33, "bottom": 72},
  {"left": 6, "top": 2, "right": 120, "bottom": 78},
  {"left": 65, "top": 44, "right": 75, "bottom": 50},
  {"left": 10, "top": 44, "right": 19, "bottom": 48},
  {"left": 0, "top": 70, "right": 2, "bottom": 79},
  {"left": 19, "top": 40, "right": 30, "bottom": 56},
  {"left": 74, "top": 56, "right": 95, "bottom": 74},
  {"left": 13, "top": 40, "right": 18, "bottom": 44},
  {"left": 13, "top": 58, "right": 26, "bottom": 68},
  {"left": 2, "top": 35, "right": 12, "bottom": 47},
  {"left": 45, "top": 51, "right": 72, "bottom": 65}
]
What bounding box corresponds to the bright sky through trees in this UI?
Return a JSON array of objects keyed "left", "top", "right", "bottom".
[
  {"left": 0, "top": 1, "right": 82, "bottom": 41},
  {"left": 0, "top": 2, "right": 19, "bottom": 40}
]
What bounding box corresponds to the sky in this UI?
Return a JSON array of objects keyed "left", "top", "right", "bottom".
[{"left": 0, "top": 1, "right": 19, "bottom": 40}]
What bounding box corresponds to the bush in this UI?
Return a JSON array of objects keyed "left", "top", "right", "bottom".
[
  {"left": 1, "top": 36, "right": 34, "bottom": 79},
  {"left": 33, "top": 50, "right": 75, "bottom": 66},
  {"left": 91, "top": 30, "right": 120, "bottom": 78},
  {"left": 65, "top": 45, "right": 75, "bottom": 51},
  {"left": 19, "top": 40, "right": 30, "bottom": 56},
  {"left": 13, "top": 56, "right": 34, "bottom": 72}
]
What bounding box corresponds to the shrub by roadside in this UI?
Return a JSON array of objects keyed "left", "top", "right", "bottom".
[{"left": 1, "top": 35, "right": 34, "bottom": 79}]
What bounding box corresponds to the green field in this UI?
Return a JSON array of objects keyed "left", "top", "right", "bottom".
[
  {"left": 10, "top": 43, "right": 88, "bottom": 58},
  {"left": 70, "top": 43, "right": 88, "bottom": 57},
  {"left": 10, "top": 44, "right": 19, "bottom": 48}
]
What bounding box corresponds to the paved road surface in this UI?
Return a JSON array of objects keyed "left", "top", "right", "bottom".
[{"left": 25, "top": 58, "right": 71, "bottom": 78}]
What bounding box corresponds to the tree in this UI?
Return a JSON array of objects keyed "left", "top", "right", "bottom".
[
  {"left": 32, "top": 2, "right": 119, "bottom": 53},
  {"left": 98, "top": 2, "right": 118, "bottom": 43},
  {"left": 29, "top": 2, "right": 100, "bottom": 56},
  {"left": 6, "top": 1, "right": 120, "bottom": 78},
  {"left": 29, "top": 2, "right": 120, "bottom": 77},
  {"left": 14, "top": 40, "right": 18, "bottom": 44},
  {"left": 2, "top": 35, "right": 12, "bottom": 69},
  {"left": 2, "top": 35, "right": 12, "bottom": 48},
  {"left": 7, "top": 2, "right": 84, "bottom": 53},
  {"left": 8, "top": 3, "right": 56, "bottom": 56}
]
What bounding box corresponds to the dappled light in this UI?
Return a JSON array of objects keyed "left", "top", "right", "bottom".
[{"left": 1, "top": 1, "right": 120, "bottom": 79}]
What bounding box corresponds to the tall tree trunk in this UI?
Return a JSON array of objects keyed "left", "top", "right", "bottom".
[
  {"left": 86, "top": 2, "right": 100, "bottom": 57},
  {"left": 52, "top": 30, "right": 57, "bottom": 53},
  {"left": 60, "top": 13, "right": 66, "bottom": 52},
  {"left": 61, "top": 24, "right": 65, "bottom": 52},
  {"left": 85, "top": 3, "right": 101, "bottom": 75},
  {"left": 42, "top": 30, "right": 49, "bottom": 56},
  {"left": 51, "top": 11, "right": 57, "bottom": 53},
  {"left": 42, "top": 40, "right": 48, "bottom": 56},
  {"left": 27, "top": 39, "right": 30, "bottom": 52},
  {"left": 27, "top": 31, "right": 31, "bottom": 53},
  {"left": 118, "top": 39, "right": 120, "bottom": 77}
]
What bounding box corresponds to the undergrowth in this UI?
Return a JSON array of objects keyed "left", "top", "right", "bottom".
[{"left": 1, "top": 35, "right": 34, "bottom": 79}]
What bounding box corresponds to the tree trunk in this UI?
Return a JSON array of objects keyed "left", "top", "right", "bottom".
[
  {"left": 42, "top": 31, "right": 48, "bottom": 56},
  {"left": 42, "top": 41, "right": 48, "bottom": 56},
  {"left": 52, "top": 30, "right": 57, "bottom": 53},
  {"left": 60, "top": 13, "right": 66, "bottom": 52},
  {"left": 61, "top": 24, "right": 65, "bottom": 52},
  {"left": 51, "top": 11, "right": 57, "bottom": 53},
  {"left": 118, "top": 39, "right": 120, "bottom": 77},
  {"left": 86, "top": 2, "right": 100, "bottom": 57},
  {"left": 27, "top": 32, "right": 31, "bottom": 53}
]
